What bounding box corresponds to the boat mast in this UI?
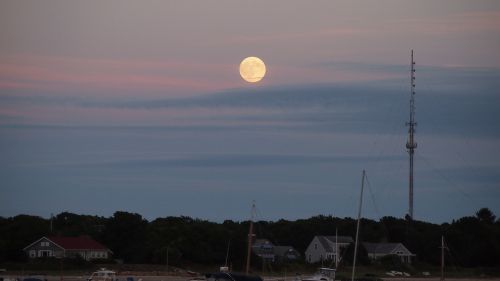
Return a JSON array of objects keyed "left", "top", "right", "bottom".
[
  {"left": 335, "top": 228, "right": 339, "bottom": 268},
  {"left": 225, "top": 240, "right": 231, "bottom": 268},
  {"left": 441, "top": 236, "right": 445, "bottom": 281},
  {"left": 351, "top": 170, "right": 366, "bottom": 281},
  {"left": 245, "top": 201, "right": 256, "bottom": 275},
  {"left": 406, "top": 50, "right": 417, "bottom": 220}
]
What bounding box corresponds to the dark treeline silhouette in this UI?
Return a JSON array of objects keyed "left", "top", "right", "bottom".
[{"left": 1, "top": 208, "right": 499, "bottom": 268}]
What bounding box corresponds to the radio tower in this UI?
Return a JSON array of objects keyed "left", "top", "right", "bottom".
[{"left": 406, "top": 50, "right": 417, "bottom": 220}]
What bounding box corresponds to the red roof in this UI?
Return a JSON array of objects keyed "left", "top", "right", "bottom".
[{"left": 48, "top": 236, "right": 108, "bottom": 250}]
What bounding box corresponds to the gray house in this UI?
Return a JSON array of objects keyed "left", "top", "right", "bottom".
[
  {"left": 274, "top": 246, "right": 301, "bottom": 262},
  {"left": 252, "top": 239, "right": 301, "bottom": 263},
  {"left": 362, "top": 242, "right": 415, "bottom": 264},
  {"left": 23, "top": 236, "right": 112, "bottom": 260},
  {"left": 305, "top": 235, "right": 353, "bottom": 263},
  {"left": 252, "top": 239, "right": 275, "bottom": 262}
]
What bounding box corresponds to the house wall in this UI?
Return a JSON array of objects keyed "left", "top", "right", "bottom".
[
  {"left": 274, "top": 248, "right": 300, "bottom": 262},
  {"left": 305, "top": 237, "right": 351, "bottom": 264},
  {"left": 324, "top": 240, "right": 350, "bottom": 263},
  {"left": 305, "top": 237, "right": 326, "bottom": 263},
  {"left": 368, "top": 253, "right": 412, "bottom": 263},
  {"left": 367, "top": 244, "right": 414, "bottom": 264},
  {"left": 24, "top": 237, "right": 64, "bottom": 258},
  {"left": 390, "top": 244, "right": 413, "bottom": 264},
  {"left": 66, "top": 250, "right": 109, "bottom": 260},
  {"left": 25, "top": 237, "right": 110, "bottom": 260}
]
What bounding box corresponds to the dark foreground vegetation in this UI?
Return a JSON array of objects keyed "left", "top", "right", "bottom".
[{"left": 1, "top": 208, "right": 499, "bottom": 273}]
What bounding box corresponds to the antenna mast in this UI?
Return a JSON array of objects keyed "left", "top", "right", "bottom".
[{"left": 406, "top": 50, "right": 417, "bottom": 220}]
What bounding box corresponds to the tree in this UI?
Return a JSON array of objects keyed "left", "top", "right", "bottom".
[
  {"left": 342, "top": 242, "right": 370, "bottom": 266},
  {"left": 102, "top": 211, "right": 149, "bottom": 263},
  {"left": 476, "top": 208, "right": 496, "bottom": 224}
]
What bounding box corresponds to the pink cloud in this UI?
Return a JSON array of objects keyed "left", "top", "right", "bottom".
[
  {"left": 226, "top": 27, "right": 366, "bottom": 45},
  {"left": 386, "top": 11, "right": 500, "bottom": 35},
  {"left": 0, "top": 54, "right": 239, "bottom": 97}
]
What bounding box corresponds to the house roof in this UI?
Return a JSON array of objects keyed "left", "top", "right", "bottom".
[
  {"left": 252, "top": 246, "right": 274, "bottom": 257},
  {"left": 274, "top": 246, "right": 300, "bottom": 257},
  {"left": 324, "top": 236, "right": 354, "bottom": 244},
  {"left": 47, "top": 236, "right": 108, "bottom": 250},
  {"left": 318, "top": 236, "right": 333, "bottom": 252},
  {"left": 316, "top": 235, "right": 353, "bottom": 252},
  {"left": 253, "top": 239, "right": 274, "bottom": 247},
  {"left": 362, "top": 242, "right": 413, "bottom": 255}
]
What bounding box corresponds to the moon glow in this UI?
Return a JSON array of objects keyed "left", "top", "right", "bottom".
[{"left": 239, "top": 57, "right": 266, "bottom": 83}]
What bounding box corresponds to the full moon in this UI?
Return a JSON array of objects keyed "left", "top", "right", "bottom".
[{"left": 239, "top": 56, "right": 266, "bottom": 83}]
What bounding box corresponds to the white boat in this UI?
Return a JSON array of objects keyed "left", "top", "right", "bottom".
[
  {"left": 86, "top": 269, "right": 117, "bottom": 281},
  {"left": 302, "top": 267, "right": 336, "bottom": 281}
]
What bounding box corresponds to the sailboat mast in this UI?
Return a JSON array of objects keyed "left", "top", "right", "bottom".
[
  {"left": 351, "top": 170, "right": 366, "bottom": 281},
  {"left": 245, "top": 201, "right": 256, "bottom": 275},
  {"left": 335, "top": 228, "right": 339, "bottom": 268},
  {"left": 441, "top": 236, "right": 445, "bottom": 281},
  {"left": 406, "top": 50, "right": 417, "bottom": 220},
  {"left": 225, "top": 240, "right": 230, "bottom": 267}
]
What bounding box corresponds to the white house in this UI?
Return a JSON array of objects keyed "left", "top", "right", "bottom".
[
  {"left": 305, "top": 235, "right": 353, "bottom": 263},
  {"left": 23, "top": 236, "right": 112, "bottom": 261},
  {"left": 362, "top": 242, "right": 415, "bottom": 264}
]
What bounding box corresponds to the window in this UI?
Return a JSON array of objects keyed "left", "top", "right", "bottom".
[
  {"left": 29, "top": 250, "right": 36, "bottom": 257},
  {"left": 39, "top": 250, "right": 52, "bottom": 257},
  {"left": 314, "top": 243, "right": 317, "bottom": 250}
]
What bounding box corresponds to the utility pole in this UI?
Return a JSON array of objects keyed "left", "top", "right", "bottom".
[
  {"left": 441, "top": 236, "right": 446, "bottom": 281},
  {"left": 166, "top": 246, "right": 169, "bottom": 273},
  {"left": 406, "top": 50, "right": 417, "bottom": 220},
  {"left": 245, "top": 201, "right": 257, "bottom": 275}
]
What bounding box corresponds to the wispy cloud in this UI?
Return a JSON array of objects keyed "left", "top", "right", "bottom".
[
  {"left": 67, "top": 153, "right": 403, "bottom": 169},
  {"left": 1, "top": 64, "right": 499, "bottom": 137},
  {"left": 0, "top": 54, "right": 237, "bottom": 95}
]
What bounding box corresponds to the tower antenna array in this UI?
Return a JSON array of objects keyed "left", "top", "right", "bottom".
[{"left": 406, "top": 50, "right": 417, "bottom": 220}]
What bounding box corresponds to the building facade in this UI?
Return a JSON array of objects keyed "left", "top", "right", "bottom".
[
  {"left": 24, "top": 236, "right": 112, "bottom": 261},
  {"left": 362, "top": 242, "right": 415, "bottom": 264},
  {"left": 252, "top": 239, "right": 301, "bottom": 263},
  {"left": 304, "top": 235, "right": 353, "bottom": 263}
]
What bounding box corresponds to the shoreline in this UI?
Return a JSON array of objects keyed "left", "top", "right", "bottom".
[{"left": 2, "top": 274, "right": 500, "bottom": 281}]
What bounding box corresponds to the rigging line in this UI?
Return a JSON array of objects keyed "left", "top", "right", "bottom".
[
  {"left": 419, "top": 75, "right": 483, "bottom": 169},
  {"left": 253, "top": 203, "right": 268, "bottom": 239},
  {"left": 367, "top": 88, "right": 408, "bottom": 174},
  {"left": 417, "top": 153, "right": 475, "bottom": 201},
  {"left": 444, "top": 238, "right": 463, "bottom": 271},
  {"left": 254, "top": 204, "right": 263, "bottom": 221},
  {"left": 375, "top": 149, "right": 406, "bottom": 206},
  {"left": 364, "top": 173, "right": 380, "bottom": 219}
]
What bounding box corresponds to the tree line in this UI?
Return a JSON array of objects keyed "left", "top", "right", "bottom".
[{"left": 0, "top": 208, "right": 499, "bottom": 269}]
